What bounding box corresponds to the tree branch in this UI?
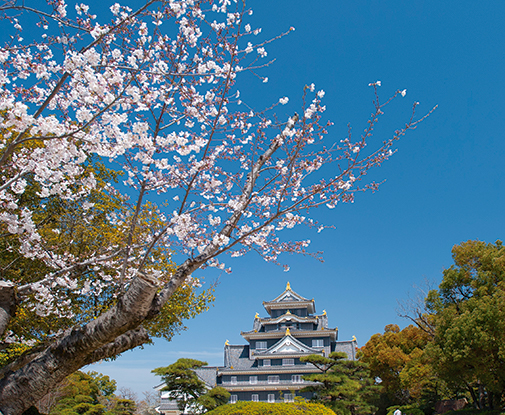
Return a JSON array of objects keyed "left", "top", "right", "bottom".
[
  {"left": 82, "top": 327, "right": 151, "bottom": 365},
  {"left": 0, "top": 281, "right": 16, "bottom": 338}
]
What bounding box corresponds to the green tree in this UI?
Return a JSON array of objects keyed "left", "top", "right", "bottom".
[
  {"left": 301, "top": 352, "right": 379, "bottom": 415},
  {"left": 153, "top": 358, "right": 229, "bottom": 414},
  {"left": 47, "top": 371, "right": 116, "bottom": 415},
  {"left": 426, "top": 240, "right": 505, "bottom": 410},
  {"left": 107, "top": 398, "right": 137, "bottom": 415},
  {"left": 0, "top": 159, "right": 215, "bottom": 370},
  {"left": 358, "top": 324, "right": 438, "bottom": 414},
  {"left": 196, "top": 387, "right": 231, "bottom": 412}
]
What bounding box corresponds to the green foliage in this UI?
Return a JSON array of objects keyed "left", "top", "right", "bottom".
[
  {"left": 152, "top": 358, "right": 209, "bottom": 412},
  {"left": 0, "top": 343, "right": 30, "bottom": 368},
  {"left": 0, "top": 156, "right": 215, "bottom": 366},
  {"left": 301, "top": 352, "right": 379, "bottom": 415},
  {"left": 46, "top": 371, "right": 116, "bottom": 415},
  {"left": 205, "top": 401, "right": 336, "bottom": 415},
  {"left": 426, "top": 240, "right": 505, "bottom": 409},
  {"left": 197, "top": 387, "right": 231, "bottom": 412},
  {"left": 152, "top": 359, "right": 230, "bottom": 414},
  {"left": 358, "top": 323, "right": 438, "bottom": 413},
  {"left": 106, "top": 399, "right": 137, "bottom": 415},
  {"left": 300, "top": 353, "right": 341, "bottom": 373},
  {"left": 35, "top": 371, "right": 141, "bottom": 415}
]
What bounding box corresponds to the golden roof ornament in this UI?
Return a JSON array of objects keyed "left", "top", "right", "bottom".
[
  {"left": 285, "top": 327, "right": 291, "bottom": 336},
  {"left": 286, "top": 281, "right": 291, "bottom": 291},
  {"left": 322, "top": 310, "right": 326, "bottom": 316},
  {"left": 352, "top": 335, "right": 357, "bottom": 342},
  {"left": 255, "top": 312, "right": 259, "bottom": 319},
  {"left": 286, "top": 310, "right": 291, "bottom": 315},
  {"left": 225, "top": 339, "right": 229, "bottom": 346}
]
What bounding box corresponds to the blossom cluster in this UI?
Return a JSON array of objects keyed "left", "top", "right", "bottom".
[{"left": 0, "top": 0, "right": 422, "bottom": 330}]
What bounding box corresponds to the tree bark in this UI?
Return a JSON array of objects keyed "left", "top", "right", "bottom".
[
  {"left": 0, "top": 282, "right": 16, "bottom": 339},
  {"left": 0, "top": 275, "right": 158, "bottom": 415}
]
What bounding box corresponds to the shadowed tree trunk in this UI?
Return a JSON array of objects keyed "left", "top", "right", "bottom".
[{"left": 0, "top": 273, "right": 160, "bottom": 414}]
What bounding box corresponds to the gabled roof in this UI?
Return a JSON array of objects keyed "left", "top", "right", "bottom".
[
  {"left": 260, "top": 314, "right": 318, "bottom": 327},
  {"left": 241, "top": 328, "right": 338, "bottom": 342},
  {"left": 224, "top": 344, "right": 254, "bottom": 370},
  {"left": 267, "top": 281, "right": 311, "bottom": 303},
  {"left": 253, "top": 330, "right": 322, "bottom": 358},
  {"left": 194, "top": 366, "right": 220, "bottom": 388},
  {"left": 263, "top": 282, "right": 315, "bottom": 314}
]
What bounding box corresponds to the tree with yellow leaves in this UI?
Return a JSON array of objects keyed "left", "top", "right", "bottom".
[{"left": 0, "top": 157, "right": 214, "bottom": 369}]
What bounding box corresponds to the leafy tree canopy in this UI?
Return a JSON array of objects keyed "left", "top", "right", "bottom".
[
  {"left": 0, "top": 159, "right": 215, "bottom": 369},
  {"left": 426, "top": 240, "right": 505, "bottom": 410},
  {"left": 196, "top": 387, "right": 231, "bottom": 412},
  {"left": 153, "top": 358, "right": 229, "bottom": 414},
  {"left": 301, "top": 352, "right": 379, "bottom": 415},
  {"left": 45, "top": 371, "right": 124, "bottom": 415},
  {"left": 152, "top": 358, "right": 208, "bottom": 410},
  {"left": 358, "top": 324, "right": 435, "bottom": 407}
]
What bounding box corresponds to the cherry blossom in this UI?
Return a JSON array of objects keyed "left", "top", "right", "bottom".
[{"left": 0, "top": 1, "right": 435, "bottom": 412}]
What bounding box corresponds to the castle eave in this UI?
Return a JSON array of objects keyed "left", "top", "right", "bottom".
[
  {"left": 218, "top": 366, "right": 321, "bottom": 376},
  {"left": 241, "top": 329, "right": 337, "bottom": 341},
  {"left": 253, "top": 352, "right": 322, "bottom": 359},
  {"left": 263, "top": 301, "right": 315, "bottom": 314},
  {"left": 222, "top": 383, "right": 311, "bottom": 392}
]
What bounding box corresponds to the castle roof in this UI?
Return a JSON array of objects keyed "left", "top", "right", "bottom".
[
  {"left": 262, "top": 282, "right": 315, "bottom": 314},
  {"left": 258, "top": 311, "right": 320, "bottom": 325},
  {"left": 252, "top": 330, "right": 322, "bottom": 359},
  {"left": 241, "top": 328, "right": 338, "bottom": 342}
]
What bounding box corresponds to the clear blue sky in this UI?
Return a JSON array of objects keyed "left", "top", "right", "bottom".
[{"left": 61, "top": 0, "right": 505, "bottom": 397}]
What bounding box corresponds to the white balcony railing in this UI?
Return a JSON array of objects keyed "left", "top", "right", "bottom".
[{"left": 222, "top": 379, "right": 306, "bottom": 386}]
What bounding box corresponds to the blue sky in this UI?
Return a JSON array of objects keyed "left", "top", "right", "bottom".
[{"left": 44, "top": 0, "right": 505, "bottom": 397}]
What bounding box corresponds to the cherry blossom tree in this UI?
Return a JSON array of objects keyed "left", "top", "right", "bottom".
[{"left": 0, "top": 0, "right": 433, "bottom": 413}]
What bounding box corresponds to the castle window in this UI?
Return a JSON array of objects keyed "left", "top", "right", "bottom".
[
  {"left": 292, "top": 375, "right": 303, "bottom": 383},
  {"left": 312, "top": 339, "right": 324, "bottom": 347},
  {"left": 230, "top": 395, "right": 238, "bottom": 404},
  {"left": 268, "top": 375, "right": 279, "bottom": 384},
  {"left": 282, "top": 358, "right": 294, "bottom": 366},
  {"left": 249, "top": 376, "right": 257, "bottom": 384},
  {"left": 263, "top": 359, "right": 271, "bottom": 367},
  {"left": 268, "top": 394, "right": 275, "bottom": 403},
  {"left": 252, "top": 394, "right": 259, "bottom": 402},
  {"left": 256, "top": 341, "right": 267, "bottom": 350},
  {"left": 284, "top": 393, "right": 294, "bottom": 403},
  {"left": 231, "top": 376, "right": 237, "bottom": 385}
]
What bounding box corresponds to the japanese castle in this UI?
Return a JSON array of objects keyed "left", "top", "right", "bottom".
[{"left": 157, "top": 283, "right": 357, "bottom": 412}]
